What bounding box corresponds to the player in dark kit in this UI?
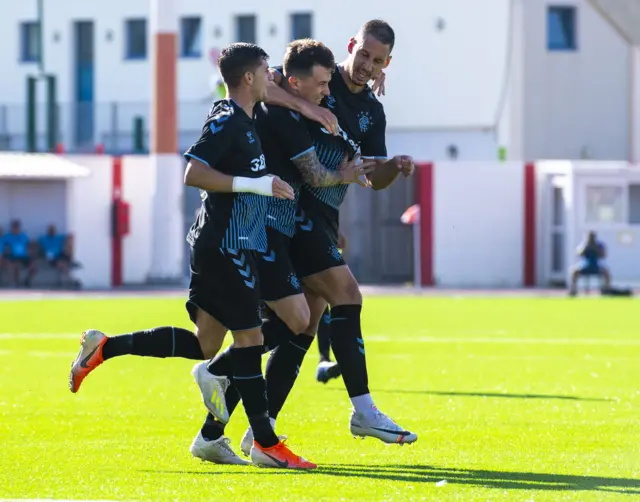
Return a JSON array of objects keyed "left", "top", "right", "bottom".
[
  {"left": 255, "top": 20, "right": 418, "bottom": 446},
  {"left": 193, "top": 25, "right": 416, "bottom": 456},
  {"left": 190, "top": 39, "right": 376, "bottom": 463},
  {"left": 69, "top": 42, "right": 315, "bottom": 469}
]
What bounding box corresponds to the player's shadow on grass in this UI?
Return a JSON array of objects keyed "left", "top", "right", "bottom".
[
  {"left": 316, "top": 464, "right": 640, "bottom": 494},
  {"left": 327, "top": 388, "right": 610, "bottom": 402},
  {"left": 143, "top": 464, "right": 640, "bottom": 494}
]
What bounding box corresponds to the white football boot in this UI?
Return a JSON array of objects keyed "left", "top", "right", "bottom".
[
  {"left": 191, "top": 361, "right": 230, "bottom": 423},
  {"left": 350, "top": 406, "right": 418, "bottom": 444},
  {"left": 190, "top": 432, "right": 250, "bottom": 465}
]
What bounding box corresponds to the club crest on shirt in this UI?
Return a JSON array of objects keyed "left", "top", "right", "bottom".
[
  {"left": 326, "top": 95, "right": 337, "bottom": 109},
  {"left": 246, "top": 131, "right": 255, "bottom": 144},
  {"left": 288, "top": 273, "right": 301, "bottom": 290},
  {"left": 357, "top": 111, "right": 371, "bottom": 133}
]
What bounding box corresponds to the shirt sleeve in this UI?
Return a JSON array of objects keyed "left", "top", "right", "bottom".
[
  {"left": 269, "top": 107, "right": 315, "bottom": 161},
  {"left": 184, "top": 114, "right": 235, "bottom": 168},
  {"left": 360, "top": 109, "right": 388, "bottom": 159}
]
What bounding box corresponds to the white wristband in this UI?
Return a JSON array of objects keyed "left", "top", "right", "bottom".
[{"left": 232, "top": 176, "right": 274, "bottom": 196}]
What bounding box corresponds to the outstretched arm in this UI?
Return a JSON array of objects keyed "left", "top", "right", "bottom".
[
  {"left": 292, "top": 151, "right": 375, "bottom": 187},
  {"left": 365, "top": 156, "right": 414, "bottom": 191},
  {"left": 184, "top": 158, "right": 294, "bottom": 199}
]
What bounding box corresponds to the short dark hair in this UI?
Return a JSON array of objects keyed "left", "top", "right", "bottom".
[
  {"left": 283, "top": 39, "right": 335, "bottom": 78},
  {"left": 359, "top": 19, "right": 395, "bottom": 52},
  {"left": 218, "top": 43, "right": 269, "bottom": 88}
]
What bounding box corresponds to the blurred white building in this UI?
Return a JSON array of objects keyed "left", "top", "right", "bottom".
[{"left": 0, "top": 0, "right": 638, "bottom": 162}]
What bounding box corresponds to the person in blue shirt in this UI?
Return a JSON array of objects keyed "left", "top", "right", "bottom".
[
  {"left": 1, "top": 220, "right": 36, "bottom": 287},
  {"left": 39, "top": 224, "right": 67, "bottom": 263},
  {"left": 569, "top": 231, "right": 612, "bottom": 295},
  {"left": 39, "top": 224, "right": 73, "bottom": 283}
]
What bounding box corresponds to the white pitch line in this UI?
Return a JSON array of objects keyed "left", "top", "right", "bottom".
[
  {"left": 365, "top": 335, "right": 640, "bottom": 346},
  {"left": 0, "top": 333, "right": 81, "bottom": 340},
  {"left": 1, "top": 333, "right": 640, "bottom": 347}
]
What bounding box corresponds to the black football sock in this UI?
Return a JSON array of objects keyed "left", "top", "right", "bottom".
[
  {"left": 205, "top": 347, "right": 242, "bottom": 420},
  {"left": 328, "top": 304, "right": 369, "bottom": 397},
  {"left": 230, "top": 346, "right": 279, "bottom": 448},
  {"left": 265, "top": 334, "right": 314, "bottom": 419},
  {"left": 261, "top": 312, "right": 296, "bottom": 351},
  {"left": 101, "top": 327, "right": 204, "bottom": 360},
  {"left": 200, "top": 413, "right": 226, "bottom": 441},
  {"left": 317, "top": 307, "right": 332, "bottom": 362}
]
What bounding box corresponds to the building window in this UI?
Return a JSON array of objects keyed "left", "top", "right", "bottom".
[
  {"left": 236, "top": 15, "right": 256, "bottom": 44},
  {"left": 291, "top": 13, "right": 312, "bottom": 40},
  {"left": 20, "top": 22, "right": 40, "bottom": 63},
  {"left": 125, "top": 19, "right": 147, "bottom": 59},
  {"left": 547, "top": 6, "right": 577, "bottom": 51},
  {"left": 585, "top": 186, "right": 624, "bottom": 224},
  {"left": 181, "top": 17, "right": 202, "bottom": 58}
]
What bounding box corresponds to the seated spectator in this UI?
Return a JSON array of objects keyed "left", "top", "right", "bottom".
[
  {"left": 1, "top": 220, "right": 36, "bottom": 287},
  {"left": 39, "top": 225, "right": 76, "bottom": 286},
  {"left": 569, "top": 231, "right": 611, "bottom": 296}
]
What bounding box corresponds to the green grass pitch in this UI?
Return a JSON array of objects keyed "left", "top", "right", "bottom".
[{"left": 0, "top": 295, "right": 639, "bottom": 501}]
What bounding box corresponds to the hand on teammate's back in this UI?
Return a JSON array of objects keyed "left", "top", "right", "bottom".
[
  {"left": 339, "top": 153, "right": 376, "bottom": 187},
  {"left": 270, "top": 176, "right": 295, "bottom": 200},
  {"left": 300, "top": 102, "right": 339, "bottom": 136}
]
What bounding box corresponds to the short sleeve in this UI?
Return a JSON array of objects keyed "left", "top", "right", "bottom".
[
  {"left": 360, "top": 110, "right": 388, "bottom": 159},
  {"left": 184, "top": 115, "right": 235, "bottom": 168}
]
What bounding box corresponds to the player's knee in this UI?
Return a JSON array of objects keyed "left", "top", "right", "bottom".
[
  {"left": 195, "top": 333, "right": 222, "bottom": 358},
  {"left": 193, "top": 310, "right": 226, "bottom": 358},
  {"left": 284, "top": 302, "right": 311, "bottom": 335},
  {"left": 343, "top": 279, "right": 362, "bottom": 305},
  {"left": 232, "top": 328, "right": 263, "bottom": 347}
]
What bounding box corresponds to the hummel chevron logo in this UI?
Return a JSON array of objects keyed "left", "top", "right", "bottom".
[
  {"left": 232, "top": 253, "right": 246, "bottom": 267},
  {"left": 294, "top": 211, "right": 306, "bottom": 223},
  {"left": 80, "top": 346, "right": 99, "bottom": 368},
  {"left": 210, "top": 124, "right": 225, "bottom": 135},
  {"left": 300, "top": 220, "right": 313, "bottom": 232},
  {"left": 244, "top": 276, "right": 256, "bottom": 289},
  {"left": 262, "top": 250, "right": 276, "bottom": 262},
  {"left": 263, "top": 452, "right": 289, "bottom": 468},
  {"left": 238, "top": 265, "right": 252, "bottom": 278}
]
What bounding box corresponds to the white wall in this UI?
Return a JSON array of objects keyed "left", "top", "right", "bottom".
[
  {"left": 0, "top": 180, "right": 67, "bottom": 237},
  {"left": 523, "top": 0, "right": 630, "bottom": 160},
  {"left": 314, "top": 0, "right": 511, "bottom": 130},
  {"left": 433, "top": 162, "right": 525, "bottom": 287},
  {"left": 387, "top": 129, "right": 498, "bottom": 162},
  {"left": 66, "top": 155, "right": 113, "bottom": 288},
  {"left": 0, "top": 0, "right": 511, "bottom": 133},
  {"left": 121, "top": 155, "right": 155, "bottom": 284}
]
